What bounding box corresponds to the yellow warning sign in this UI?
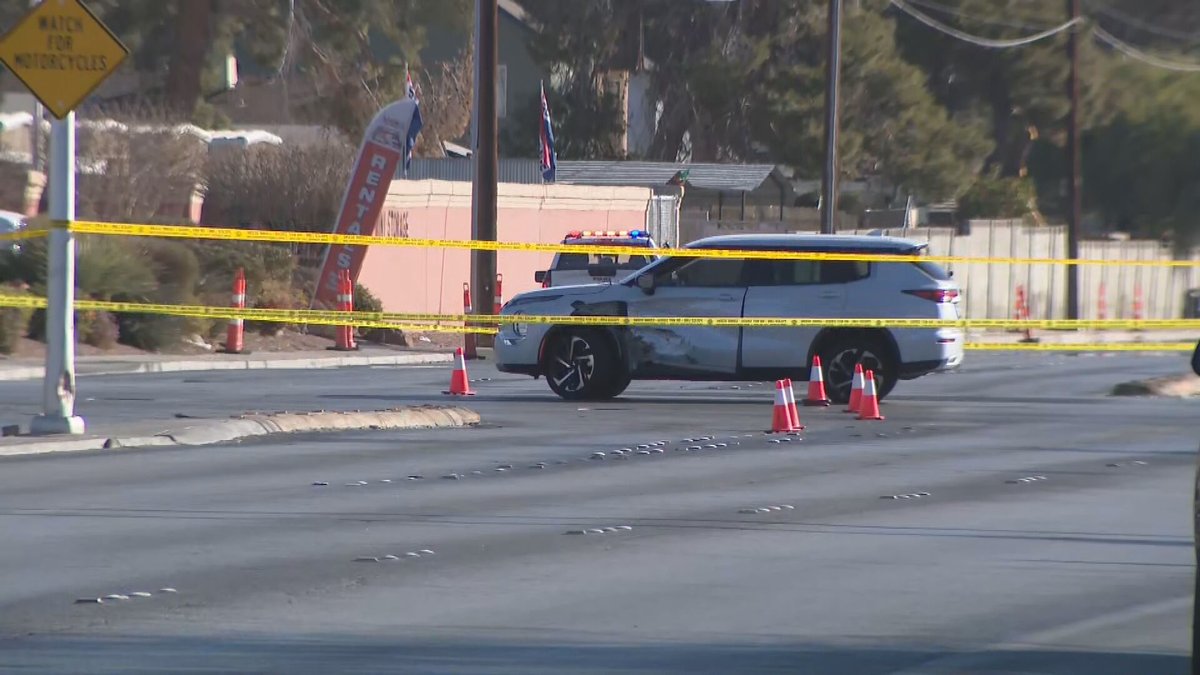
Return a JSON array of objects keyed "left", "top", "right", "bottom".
[{"left": 0, "top": 0, "right": 129, "bottom": 119}]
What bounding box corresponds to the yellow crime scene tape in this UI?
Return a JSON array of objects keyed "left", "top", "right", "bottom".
[
  {"left": 0, "top": 295, "right": 1194, "bottom": 352},
  {"left": 0, "top": 228, "right": 49, "bottom": 242},
  {"left": 0, "top": 293, "right": 1196, "bottom": 331},
  {"left": 60, "top": 220, "right": 1200, "bottom": 268}
]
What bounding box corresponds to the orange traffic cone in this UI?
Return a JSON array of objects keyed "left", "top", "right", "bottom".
[
  {"left": 844, "top": 363, "right": 865, "bottom": 413},
  {"left": 803, "top": 355, "right": 831, "bottom": 406},
  {"left": 443, "top": 347, "right": 476, "bottom": 396},
  {"left": 856, "top": 370, "right": 885, "bottom": 421},
  {"left": 770, "top": 380, "right": 794, "bottom": 433},
  {"left": 783, "top": 378, "right": 805, "bottom": 431}
]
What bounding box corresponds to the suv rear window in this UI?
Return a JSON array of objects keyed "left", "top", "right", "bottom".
[{"left": 912, "top": 260, "right": 952, "bottom": 281}]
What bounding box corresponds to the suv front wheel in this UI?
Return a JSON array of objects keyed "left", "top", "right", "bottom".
[
  {"left": 543, "top": 329, "right": 620, "bottom": 400},
  {"left": 820, "top": 335, "right": 897, "bottom": 404}
]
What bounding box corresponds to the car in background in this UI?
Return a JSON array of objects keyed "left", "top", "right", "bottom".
[
  {"left": 0, "top": 210, "right": 28, "bottom": 254},
  {"left": 534, "top": 230, "right": 660, "bottom": 288},
  {"left": 498, "top": 233, "right": 963, "bottom": 402},
  {"left": 1193, "top": 338, "right": 1199, "bottom": 377}
]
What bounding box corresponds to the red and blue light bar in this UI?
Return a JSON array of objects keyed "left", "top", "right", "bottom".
[{"left": 564, "top": 230, "right": 649, "bottom": 240}]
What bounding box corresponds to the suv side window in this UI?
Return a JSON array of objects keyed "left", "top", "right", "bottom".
[
  {"left": 820, "top": 260, "right": 869, "bottom": 283},
  {"left": 748, "top": 259, "right": 869, "bottom": 285},
  {"left": 656, "top": 258, "right": 746, "bottom": 287}
]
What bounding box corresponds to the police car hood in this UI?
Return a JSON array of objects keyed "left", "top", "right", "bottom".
[{"left": 508, "top": 282, "right": 619, "bottom": 306}]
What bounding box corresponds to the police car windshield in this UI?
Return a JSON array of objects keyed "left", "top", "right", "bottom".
[{"left": 556, "top": 250, "right": 655, "bottom": 271}]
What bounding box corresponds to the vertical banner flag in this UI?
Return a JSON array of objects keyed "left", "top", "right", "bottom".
[
  {"left": 539, "top": 81, "right": 557, "bottom": 183},
  {"left": 404, "top": 66, "right": 423, "bottom": 177},
  {"left": 312, "top": 97, "right": 420, "bottom": 309}
]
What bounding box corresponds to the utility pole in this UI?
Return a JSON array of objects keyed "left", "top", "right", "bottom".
[
  {"left": 820, "top": 0, "right": 843, "bottom": 235},
  {"left": 471, "top": 0, "right": 498, "bottom": 347},
  {"left": 1065, "top": 0, "right": 1082, "bottom": 320}
]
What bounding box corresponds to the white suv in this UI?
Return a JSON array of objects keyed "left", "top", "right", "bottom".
[
  {"left": 497, "top": 234, "right": 963, "bottom": 402},
  {"left": 534, "top": 230, "right": 660, "bottom": 288}
]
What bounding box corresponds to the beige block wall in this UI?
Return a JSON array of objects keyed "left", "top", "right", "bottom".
[{"left": 847, "top": 221, "right": 1200, "bottom": 320}]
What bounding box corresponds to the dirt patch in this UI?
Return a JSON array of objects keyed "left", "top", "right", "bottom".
[{"left": 1111, "top": 374, "right": 1200, "bottom": 398}]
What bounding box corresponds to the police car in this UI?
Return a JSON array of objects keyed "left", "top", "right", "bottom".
[
  {"left": 499, "top": 233, "right": 964, "bottom": 402},
  {"left": 534, "top": 230, "right": 660, "bottom": 288}
]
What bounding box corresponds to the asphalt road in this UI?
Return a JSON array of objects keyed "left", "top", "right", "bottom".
[{"left": 0, "top": 352, "right": 1195, "bottom": 674}]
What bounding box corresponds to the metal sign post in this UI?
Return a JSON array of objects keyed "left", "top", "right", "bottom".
[
  {"left": 31, "top": 113, "right": 84, "bottom": 435},
  {"left": 0, "top": 0, "right": 130, "bottom": 435}
]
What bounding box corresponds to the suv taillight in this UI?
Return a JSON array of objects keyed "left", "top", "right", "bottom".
[{"left": 904, "top": 288, "right": 959, "bottom": 303}]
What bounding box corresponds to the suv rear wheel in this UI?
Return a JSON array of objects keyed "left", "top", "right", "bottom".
[
  {"left": 543, "top": 330, "right": 620, "bottom": 400},
  {"left": 820, "top": 335, "right": 897, "bottom": 404}
]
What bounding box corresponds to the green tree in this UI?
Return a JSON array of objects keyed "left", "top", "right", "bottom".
[
  {"left": 520, "top": 0, "right": 987, "bottom": 201},
  {"left": 79, "top": 0, "right": 470, "bottom": 135},
  {"left": 890, "top": 0, "right": 1118, "bottom": 182}
]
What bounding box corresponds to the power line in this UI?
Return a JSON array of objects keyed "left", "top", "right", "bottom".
[
  {"left": 1093, "top": 26, "right": 1200, "bottom": 72},
  {"left": 889, "top": 0, "right": 1082, "bottom": 49},
  {"left": 903, "top": 0, "right": 1058, "bottom": 32},
  {"left": 1085, "top": 0, "right": 1200, "bottom": 43}
]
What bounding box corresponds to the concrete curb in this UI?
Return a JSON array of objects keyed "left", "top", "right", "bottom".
[
  {"left": 0, "top": 405, "right": 480, "bottom": 457},
  {"left": 1111, "top": 375, "right": 1200, "bottom": 398},
  {"left": 0, "top": 352, "right": 454, "bottom": 382}
]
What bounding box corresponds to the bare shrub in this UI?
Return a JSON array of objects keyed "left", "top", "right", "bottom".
[
  {"left": 75, "top": 107, "right": 207, "bottom": 223},
  {"left": 201, "top": 136, "right": 354, "bottom": 235}
]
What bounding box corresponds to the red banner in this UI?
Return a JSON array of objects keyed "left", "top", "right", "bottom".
[{"left": 313, "top": 99, "right": 418, "bottom": 308}]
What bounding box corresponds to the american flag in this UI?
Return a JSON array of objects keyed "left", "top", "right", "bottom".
[
  {"left": 538, "top": 82, "right": 557, "bottom": 183},
  {"left": 404, "top": 67, "right": 423, "bottom": 177}
]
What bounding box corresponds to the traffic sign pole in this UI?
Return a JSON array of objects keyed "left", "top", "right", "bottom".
[{"left": 31, "top": 112, "right": 84, "bottom": 436}]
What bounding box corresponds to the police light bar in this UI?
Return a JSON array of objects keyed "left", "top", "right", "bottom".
[{"left": 564, "top": 230, "right": 649, "bottom": 240}]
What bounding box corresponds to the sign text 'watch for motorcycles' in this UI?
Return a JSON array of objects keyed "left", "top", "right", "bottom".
[{"left": 0, "top": 0, "right": 129, "bottom": 119}]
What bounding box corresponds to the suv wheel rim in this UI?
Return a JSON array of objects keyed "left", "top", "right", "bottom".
[
  {"left": 548, "top": 335, "right": 596, "bottom": 393},
  {"left": 828, "top": 347, "right": 882, "bottom": 400}
]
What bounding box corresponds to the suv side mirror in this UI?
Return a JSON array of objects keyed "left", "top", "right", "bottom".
[
  {"left": 636, "top": 274, "right": 655, "bottom": 294},
  {"left": 587, "top": 262, "right": 618, "bottom": 279},
  {"left": 534, "top": 270, "right": 547, "bottom": 284}
]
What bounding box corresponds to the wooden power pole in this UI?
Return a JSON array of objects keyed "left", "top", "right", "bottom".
[{"left": 1065, "top": 0, "right": 1082, "bottom": 320}]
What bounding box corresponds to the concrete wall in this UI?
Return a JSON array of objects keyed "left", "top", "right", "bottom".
[
  {"left": 845, "top": 220, "right": 1200, "bottom": 320},
  {"left": 0, "top": 163, "right": 44, "bottom": 216},
  {"left": 360, "top": 180, "right": 652, "bottom": 314}
]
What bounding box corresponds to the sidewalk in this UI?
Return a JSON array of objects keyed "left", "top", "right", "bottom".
[
  {"left": 967, "top": 329, "right": 1197, "bottom": 345},
  {"left": 0, "top": 345, "right": 455, "bottom": 382}
]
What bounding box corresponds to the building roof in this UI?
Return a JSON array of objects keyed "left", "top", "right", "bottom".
[
  {"left": 555, "top": 161, "right": 784, "bottom": 193},
  {"left": 404, "top": 158, "right": 792, "bottom": 195},
  {"left": 687, "top": 233, "right": 925, "bottom": 252}
]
